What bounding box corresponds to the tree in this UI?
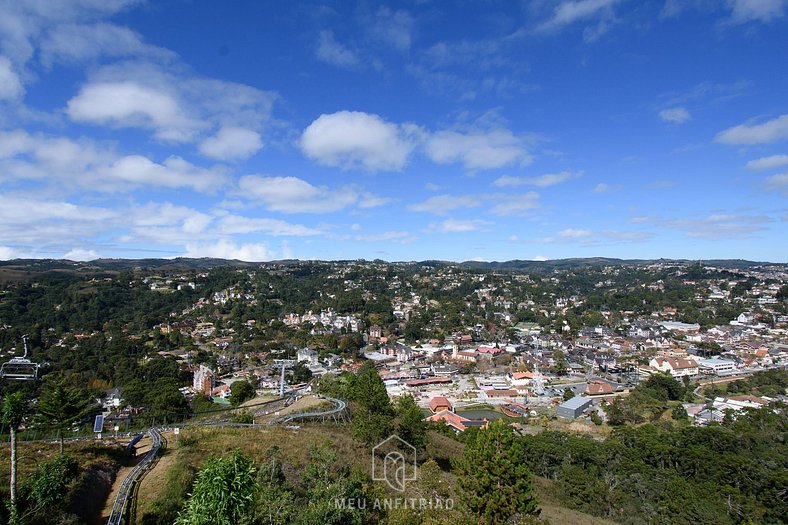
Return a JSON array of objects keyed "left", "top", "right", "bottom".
[
  {"left": 454, "top": 420, "right": 540, "bottom": 524},
  {"left": 552, "top": 350, "right": 569, "bottom": 375},
  {"left": 230, "top": 380, "right": 256, "bottom": 406},
  {"left": 672, "top": 404, "right": 688, "bottom": 421},
  {"left": 395, "top": 394, "right": 429, "bottom": 452},
  {"left": 2, "top": 392, "right": 28, "bottom": 525},
  {"left": 175, "top": 450, "right": 258, "bottom": 525},
  {"left": 563, "top": 388, "right": 576, "bottom": 401},
  {"left": 36, "top": 375, "right": 94, "bottom": 454},
  {"left": 26, "top": 455, "right": 79, "bottom": 511},
  {"left": 350, "top": 362, "right": 393, "bottom": 445}
]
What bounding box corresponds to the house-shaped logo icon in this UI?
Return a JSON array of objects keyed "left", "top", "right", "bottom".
[{"left": 372, "top": 434, "right": 418, "bottom": 491}]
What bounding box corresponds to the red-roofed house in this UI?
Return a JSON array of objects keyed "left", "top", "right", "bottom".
[
  {"left": 424, "top": 410, "right": 490, "bottom": 432},
  {"left": 649, "top": 357, "right": 699, "bottom": 378},
  {"left": 585, "top": 381, "right": 613, "bottom": 396},
  {"left": 429, "top": 396, "right": 453, "bottom": 413}
]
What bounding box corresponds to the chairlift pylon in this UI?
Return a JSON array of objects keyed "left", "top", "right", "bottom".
[{"left": 0, "top": 336, "right": 41, "bottom": 381}]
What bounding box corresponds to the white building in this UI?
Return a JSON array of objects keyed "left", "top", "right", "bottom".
[
  {"left": 296, "top": 347, "right": 319, "bottom": 366},
  {"left": 698, "top": 358, "right": 736, "bottom": 375},
  {"left": 649, "top": 357, "right": 699, "bottom": 378}
]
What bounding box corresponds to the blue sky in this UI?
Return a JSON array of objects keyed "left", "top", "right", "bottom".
[{"left": 1, "top": 0, "right": 787, "bottom": 263}]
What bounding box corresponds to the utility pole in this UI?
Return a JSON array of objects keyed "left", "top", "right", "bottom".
[{"left": 273, "top": 359, "right": 296, "bottom": 397}]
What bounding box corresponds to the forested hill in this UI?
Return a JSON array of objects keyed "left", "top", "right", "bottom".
[{"left": 0, "top": 256, "right": 777, "bottom": 280}]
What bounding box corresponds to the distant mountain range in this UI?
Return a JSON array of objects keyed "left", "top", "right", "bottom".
[{"left": 0, "top": 256, "right": 780, "bottom": 276}]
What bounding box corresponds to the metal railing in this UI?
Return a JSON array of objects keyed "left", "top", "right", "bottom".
[{"left": 106, "top": 428, "right": 163, "bottom": 525}]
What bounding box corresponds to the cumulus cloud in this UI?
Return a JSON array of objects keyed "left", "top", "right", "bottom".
[
  {"left": 727, "top": 0, "right": 785, "bottom": 24},
  {"left": 489, "top": 192, "right": 540, "bottom": 216},
  {"left": 237, "top": 175, "right": 360, "bottom": 213},
  {"left": 537, "top": 228, "right": 654, "bottom": 244},
  {"left": 300, "top": 111, "right": 419, "bottom": 171},
  {"left": 493, "top": 171, "right": 575, "bottom": 188},
  {"left": 100, "top": 155, "right": 227, "bottom": 193},
  {"left": 535, "top": 0, "right": 620, "bottom": 39},
  {"left": 745, "top": 154, "right": 788, "bottom": 170},
  {"left": 0, "top": 129, "right": 227, "bottom": 193},
  {"left": 408, "top": 194, "right": 482, "bottom": 214},
  {"left": 0, "top": 55, "right": 23, "bottom": 100},
  {"left": 427, "top": 218, "right": 491, "bottom": 234},
  {"left": 316, "top": 31, "right": 359, "bottom": 68},
  {"left": 659, "top": 107, "right": 691, "bottom": 123},
  {"left": 66, "top": 62, "right": 275, "bottom": 146},
  {"left": 67, "top": 80, "right": 202, "bottom": 142},
  {"left": 559, "top": 228, "right": 593, "bottom": 238},
  {"left": 368, "top": 7, "right": 413, "bottom": 51},
  {"left": 765, "top": 173, "right": 788, "bottom": 193},
  {"left": 0, "top": 194, "right": 117, "bottom": 248},
  {"left": 199, "top": 126, "right": 263, "bottom": 161},
  {"left": 39, "top": 23, "right": 174, "bottom": 66},
  {"left": 716, "top": 114, "right": 788, "bottom": 145},
  {"left": 184, "top": 240, "right": 272, "bottom": 261},
  {"left": 662, "top": 213, "right": 773, "bottom": 239},
  {"left": 63, "top": 248, "right": 98, "bottom": 261},
  {"left": 216, "top": 215, "right": 323, "bottom": 236},
  {"left": 425, "top": 128, "right": 532, "bottom": 170}
]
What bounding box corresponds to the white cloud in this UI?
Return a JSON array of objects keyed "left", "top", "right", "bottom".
[
  {"left": 351, "top": 231, "right": 414, "bottom": 243},
  {"left": 427, "top": 218, "right": 491, "bottom": 233},
  {"left": 316, "top": 31, "right": 359, "bottom": 68},
  {"left": 532, "top": 255, "right": 549, "bottom": 261},
  {"left": 300, "top": 111, "right": 419, "bottom": 171},
  {"left": 369, "top": 7, "right": 413, "bottom": 51},
  {"left": 662, "top": 213, "right": 772, "bottom": 239},
  {"left": 237, "top": 175, "right": 359, "bottom": 213},
  {"left": 559, "top": 228, "right": 592, "bottom": 238},
  {"left": 358, "top": 193, "right": 393, "bottom": 209},
  {"left": 100, "top": 155, "right": 227, "bottom": 193},
  {"left": 216, "top": 215, "right": 323, "bottom": 236},
  {"left": 0, "top": 0, "right": 141, "bottom": 67},
  {"left": 67, "top": 80, "right": 201, "bottom": 142},
  {"left": 425, "top": 128, "right": 532, "bottom": 170},
  {"left": 0, "top": 129, "right": 226, "bottom": 193},
  {"left": 537, "top": 228, "right": 653, "bottom": 244},
  {"left": 0, "top": 55, "right": 23, "bottom": 100},
  {"left": 66, "top": 62, "right": 275, "bottom": 146},
  {"left": 727, "top": 0, "right": 785, "bottom": 24},
  {"left": 408, "top": 194, "right": 482, "bottom": 214},
  {"left": 184, "top": 240, "right": 272, "bottom": 261},
  {"left": 199, "top": 126, "right": 263, "bottom": 161},
  {"left": 535, "top": 0, "right": 620, "bottom": 39},
  {"left": 0, "top": 194, "right": 117, "bottom": 247},
  {"left": 745, "top": 154, "right": 788, "bottom": 170},
  {"left": 0, "top": 246, "right": 22, "bottom": 259},
  {"left": 765, "top": 173, "right": 788, "bottom": 193},
  {"left": 593, "top": 183, "right": 610, "bottom": 192},
  {"left": 493, "top": 171, "right": 574, "bottom": 188},
  {"left": 659, "top": 107, "right": 691, "bottom": 124},
  {"left": 716, "top": 114, "right": 788, "bottom": 145},
  {"left": 39, "top": 23, "right": 174, "bottom": 66},
  {"left": 489, "top": 192, "right": 541, "bottom": 216},
  {"left": 63, "top": 248, "right": 98, "bottom": 261}
]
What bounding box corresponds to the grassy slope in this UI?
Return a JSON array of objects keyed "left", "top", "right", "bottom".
[{"left": 135, "top": 425, "right": 617, "bottom": 525}]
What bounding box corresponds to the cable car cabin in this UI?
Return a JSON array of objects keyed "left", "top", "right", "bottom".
[{"left": 0, "top": 356, "right": 40, "bottom": 380}]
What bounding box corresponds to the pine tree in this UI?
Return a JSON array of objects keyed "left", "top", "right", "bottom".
[
  {"left": 455, "top": 420, "right": 540, "bottom": 524},
  {"left": 350, "top": 362, "right": 393, "bottom": 445},
  {"left": 36, "top": 375, "right": 94, "bottom": 454},
  {"left": 396, "top": 394, "right": 428, "bottom": 451}
]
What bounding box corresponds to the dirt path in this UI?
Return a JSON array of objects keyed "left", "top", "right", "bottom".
[{"left": 97, "top": 435, "right": 152, "bottom": 523}]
